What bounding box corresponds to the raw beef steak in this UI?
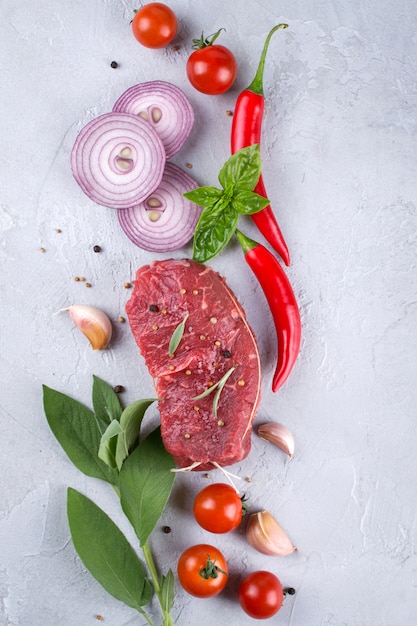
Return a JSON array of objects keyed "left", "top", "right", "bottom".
[{"left": 126, "top": 259, "right": 261, "bottom": 470}]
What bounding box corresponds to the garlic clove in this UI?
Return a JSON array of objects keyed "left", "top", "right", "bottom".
[
  {"left": 257, "top": 422, "right": 295, "bottom": 458},
  {"left": 246, "top": 510, "right": 296, "bottom": 556},
  {"left": 63, "top": 305, "right": 112, "bottom": 350}
]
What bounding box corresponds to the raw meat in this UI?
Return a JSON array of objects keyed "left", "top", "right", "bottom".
[{"left": 126, "top": 259, "right": 261, "bottom": 470}]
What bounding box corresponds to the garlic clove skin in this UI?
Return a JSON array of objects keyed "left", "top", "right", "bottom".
[
  {"left": 246, "top": 510, "right": 296, "bottom": 556},
  {"left": 63, "top": 305, "right": 112, "bottom": 350},
  {"left": 257, "top": 422, "right": 295, "bottom": 458}
]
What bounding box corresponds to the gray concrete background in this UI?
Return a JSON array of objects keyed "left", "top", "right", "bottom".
[{"left": 1, "top": 0, "right": 416, "bottom": 624}]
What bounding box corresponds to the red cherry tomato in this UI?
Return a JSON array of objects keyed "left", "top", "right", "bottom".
[
  {"left": 238, "top": 571, "right": 284, "bottom": 619},
  {"left": 193, "top": 483, "right": 243, "bottom": 533},
  {"left": 186, "top": 30, "right": 237, "bottom": 95},
  {"left": 132, "top": 3, "right": 178, "bottom": 49},
  {"left": 177, "top": 544, "right": 229, "bottom": 598}
]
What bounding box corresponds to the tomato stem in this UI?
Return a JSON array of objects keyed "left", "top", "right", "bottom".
[
  {"left": 241, "top": 493, "right": 250, "bottom": 516},
  {"left": 199, "top": 555, "right": 229, "bottom": 580},
  {"left": 192, "top": 28, "right": 225, "bottom": 49}
]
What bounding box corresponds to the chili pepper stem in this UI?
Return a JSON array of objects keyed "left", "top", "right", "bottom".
[
  {"left": 246, "top": 24, "right": 288, "bottom": 95},
  {"left": 235, "top": 229, "right": 257, "bottom": 254}
]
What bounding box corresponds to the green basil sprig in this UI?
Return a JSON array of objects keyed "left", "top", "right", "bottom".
[
  {"left": 184, "top": 145, "right": 269, "bottom": 263},
  {"left": 43, "top": 376, "right": 176, "bottom": 626}
]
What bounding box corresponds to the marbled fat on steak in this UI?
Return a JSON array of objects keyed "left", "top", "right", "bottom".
[{"left": 126, "top": 259, "right": 261, "bottom": 470}]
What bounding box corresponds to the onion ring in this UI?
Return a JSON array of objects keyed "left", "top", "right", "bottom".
[
  {"left": 117, "top": 162, "right": 202, "bottom": 251},
  {"left": 112, "top": 81, "right": 194, "bottom": 158},
  {"left": 71, "top": 112, "right": 166, "bottom": 209}
]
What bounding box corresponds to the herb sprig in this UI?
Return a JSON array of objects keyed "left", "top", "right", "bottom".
[
  {"left": 43, "top": 376, "right": 176, "bottom": 626},
  {"left": 192, "top": 366, "right": 236, "bottom": 417},
  {"left": 184, "top": 145, "right": 269, "bottom": 263}
]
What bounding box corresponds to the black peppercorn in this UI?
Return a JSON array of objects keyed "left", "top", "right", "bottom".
[
  {"left": 284, "top": 587, "right": 296, "bottom": 596},
  {"left": 114, "top": 385, "right": 125, "bottom": 393},
  {"left": 110, "top": 61, "right": 118, "bottom": 68},
  {"left": 149, "top": 304, "right": 159, "bottom": 312},
  {"left": 93, "top": 245, "right": 101, "bottom": 253},
  {"left": 222, "top": 349, "right": 231, "bottom": 358}
]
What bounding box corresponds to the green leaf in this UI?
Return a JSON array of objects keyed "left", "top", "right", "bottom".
[
  {"left": 232, "top": 189, "right": 270, "bottom": 215},
  {"left": 92, "top": 375, "right": 123, "bottom": 433},
  {"left": 191, "top": 366, "right": 236, "bottom": 417},
  {"left": 218, "top": 145, "right": 262, "bottom": 191},
  {"left": 115, "top": 399, "right": 156, "bottom": 470},
  {"left": 193, "top": 203, "right": 239, "bottom": 263},
  {"left": 43, "top": 385, "right": 119, "bottom": 486},
  {"left": 67, "top": 488, "right": 152, "bottom": 610},
  {"left": 183, "top": 186, "right": 223, "bottom": 207},
  {"left": 119, "top": 427, "right": 176, "bottom": 546},
  {"left": 168, "top": 313, "right": 189, "bottom": 356},
  {"left": 98, "top": 419, "right": 123, "bottom": 468},
  {"left": 192, "top": 366, "right": 236, "bottom": 400},
  {"left": 160, "top": 570, "right": 175, "bottom": 615}
]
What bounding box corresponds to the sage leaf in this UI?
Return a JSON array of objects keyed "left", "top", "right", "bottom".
[
  {"left": 160, "top": 570, "right": 175, "bottom": 614},
  {"left": 120, "top": 427, "right": 176, "bottom": 546},
  {"left": 218, "top": 144, "right": 262, "bottom": 191},
  {"left": 193, "top": 203, "right": 239, "bottom": 263},
  {"left": 98, "top": 419, "right": 123, "bottom": 468},
  {"left": 67, "top": 488, "right": 152, "bottom": 610},
  {"left": 168, "top": 313, "right": 189, "bottom": 356},
  {"left": 183, "top": 186, "right": 223, "bottom": 207},
  {"left": 92, "top": 375, "right": 122, "bottom": 433},
  {"left": 232, "top": 189, "right": 270, "bottom": 215},
  {"left": 43, "top": 385, "right": 118, "bottom": 486},
  {"left": 115, "top": 398, "right": 156, "bottom": 470}
]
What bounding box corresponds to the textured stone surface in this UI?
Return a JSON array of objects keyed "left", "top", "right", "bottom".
[{"left": 1, "top": 0, "right": 416, "bottom": 624}]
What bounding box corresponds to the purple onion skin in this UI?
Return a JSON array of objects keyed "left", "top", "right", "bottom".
[
  {"left": 71, "top": 112, "right": 166, "bottom": 209},
  {"left": 113, "top": 81, "right": 194, "bottom": 159},
  {"left": 117, "top": 162, "right": 202, "bottom": 252}
]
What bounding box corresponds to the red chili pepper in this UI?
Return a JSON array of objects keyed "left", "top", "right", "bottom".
[
  {"left": 236, "top": 229, "right": 301, "bottom": 392},
  {"left": 231, "top": 24, "right": 290, "bottom": 267}
]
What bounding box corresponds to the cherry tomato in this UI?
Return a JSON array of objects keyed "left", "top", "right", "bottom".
[
  {"left": 132, "top": 3, "right": 178, "bottom": 49},
  {"left": 238, "top": 571, "right": 284, "bottom": 619},
  {"left": 177, "top": 544, "right": 229, "bottom": 598},
  {"left": 186, "top": 30, "right": 237, "bottom": 95},
  {"left": 193, "top": 483, "right": 243, "bottom": 533}
]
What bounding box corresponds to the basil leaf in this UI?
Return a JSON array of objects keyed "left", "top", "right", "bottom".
[
  {"left": 115, "top": 399, "right": 156, "bottom": 470},
  {"left": 43, "top": 385, "right": 119, "bottom": 486},
  {"left": 218, "top": 145, "right": 262, "bottom": 191},
  {"left": 92, "top": 375, "right": 122, "bottom": 433},
  {"left": 160, "top": 570, "right": 175, "bottom": 614},
  {"left": 168, "top": 313, "right": 189, "bottom": 356},
  {"left": 98, "top": 419, "right": 123, "bottom": 468},
  {"left": 67, "top": 488, "right": 151, "bottom": 610},
  {"left": 183, "top": 186, "right": 223, "bottom": 207},
  {"left": 193, "top": 203, "right": 239, "bottom": 263},
  {"left": 119, "top": 427, "right": 176, "bottom": 546},
  {"left": 232, "top": 189, "right": 270, "bottom": 215}
]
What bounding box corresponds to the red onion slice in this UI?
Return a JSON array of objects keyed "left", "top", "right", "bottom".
[
  {"left": 117, "top": 162, "right": 202, "bottom": 252},
  {"left": 71, "top": 112, "right": 166, "bottom": 209},
  {"left": 112, "top": 81, "right": 194, "bottom": 159}
]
